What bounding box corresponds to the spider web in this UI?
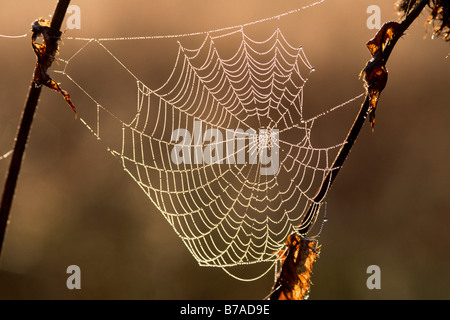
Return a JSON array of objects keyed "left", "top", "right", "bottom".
[{"left": 54, "top": 2, "right": 364, "bottom": 279}]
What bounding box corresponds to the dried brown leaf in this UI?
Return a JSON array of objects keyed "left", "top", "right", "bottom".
[
  {"left": 361, "top": 22, "right": 401, "bottom": 130},
  {"left": 31, "top": 18, "right": 76, "bottom": 116},
  {"left": 270, "top": 234, "right": 320, "bottom": 300},
  {"left": 397, "top": 0, "right": 450, "bottom": 41}
]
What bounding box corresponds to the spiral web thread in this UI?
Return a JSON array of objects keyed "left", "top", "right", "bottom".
[{"left": 55, "top": 2, "right": 364, "bottom": 280}]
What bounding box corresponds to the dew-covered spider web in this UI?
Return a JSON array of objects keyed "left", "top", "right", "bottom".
[{"left": 54, "top": 1, "right": 365, "bottom": 280}]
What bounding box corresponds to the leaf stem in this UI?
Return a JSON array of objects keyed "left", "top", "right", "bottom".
[
  {"left": 298, "top": 0, "right": 429, "bottom": 235},
  {"left": 0, "top": 0, "right": 71, "bottom": 258}
]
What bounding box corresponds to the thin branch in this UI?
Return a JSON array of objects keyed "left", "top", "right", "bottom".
[
  {"left": 0, "top": 0, "right": 72, "bottom": 258},
  {"left": 271, "top": 0, "right": 429, "bottom": 300},
  {"left": 299, "top": 0, "right": 429, "bottom": 235}
]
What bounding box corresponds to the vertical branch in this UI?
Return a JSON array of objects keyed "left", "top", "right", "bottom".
[{"left": 0, "top": 0, "right": 71, "bottom": 258}]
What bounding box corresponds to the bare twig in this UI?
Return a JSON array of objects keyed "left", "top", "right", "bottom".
[
  {"left": 270, "top": 0, "right": 429, "bottom": 300},
  {"left": 299, "top": 0, "right": 429, "bottom": 234},
  {"left": 0, "top": 0, "right": 72, "bottom": 258}
]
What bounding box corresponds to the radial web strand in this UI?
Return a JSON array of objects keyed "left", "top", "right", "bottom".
[{"left": 54, "top": 9, "right": 364, "bottom": 279}]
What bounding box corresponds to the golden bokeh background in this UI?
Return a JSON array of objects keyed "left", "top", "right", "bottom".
[{"left": 0, "top": 0, "right": 449, "bottom": 299}]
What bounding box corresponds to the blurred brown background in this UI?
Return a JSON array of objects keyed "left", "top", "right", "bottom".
[{"left": 0, "top": 0, "right": 449, "bottom": 299}]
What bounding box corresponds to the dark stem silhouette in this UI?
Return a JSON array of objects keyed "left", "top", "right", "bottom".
[
  {"left": 0, "top": 0, "right": 72, "bottom": 257},
  {"left": 270, "top": 0, "right": 429, "bottom": 300}
]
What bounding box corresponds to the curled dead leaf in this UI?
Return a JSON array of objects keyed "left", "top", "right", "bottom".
[
  {"left": 31, "top": 18, "right": 76, "bottom": 116},
  {"left": 361, "top": 22, "right": 401, "bottom": 130},
  {"left": 269, "top": 233, "right": 320, "bottom": 300}
]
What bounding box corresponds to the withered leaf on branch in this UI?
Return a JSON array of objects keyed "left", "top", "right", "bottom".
[
  {"left": 396, "top": 0, "right": 450, "bottom": 42},
  {"left": 44, "top": 79, "right": 76, "bottom": 114},
  {"left": 361, "top": 22, "right": 401, "bottom": 130},
  {"left": 31, "top": 18, "right": 76, "bottom": 116},
  {"left": 270, "top": 233, "right": 320, "bottom": 300}
]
